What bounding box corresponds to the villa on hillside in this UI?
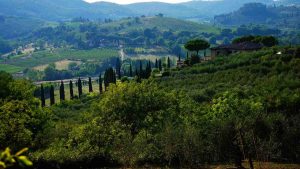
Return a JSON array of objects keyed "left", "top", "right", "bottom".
[{"left": 211, "top": 42, "right": 263, "bottom": 58}]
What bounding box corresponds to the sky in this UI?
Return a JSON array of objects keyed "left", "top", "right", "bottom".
[{"left": 84, "top": 0, "right": 192, "bottom": 4}]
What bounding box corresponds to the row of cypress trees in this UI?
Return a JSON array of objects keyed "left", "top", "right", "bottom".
[
  {"left": 40, "top": 67, "right": 117, "bottom": 107},
  {"left": 40, "top": 56, "right": 165, "bottom": 106}
]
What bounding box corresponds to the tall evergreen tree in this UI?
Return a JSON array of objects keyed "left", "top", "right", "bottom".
[
  {"left": 135, "top": 68, "right": 139, "bottom": 77},
  {"left": 78, "top": 78, "right": 83, "bottom": 97},
  {"left": 69, "top": 80, "right": 74, "bottom": 100},
  {"left": 99, "top": 73, "right": 103, "bottom": 94},
  {"left": 116, "top": 58, "right": 121, "bottom": 79},
  {"left": 50, "top": 85, "right": 55, "bottom": 105},
  {"left": 104, "top": 67, "right": 117, "bottom": 89},
  {"left": 158, "top": 59, "right": 162, "bottom": 71},
  {"left": 155, "top": 59, "right": 158, "bottom": 68},
  {"left": 60, "top": 81, "right": 65, "bottom": 101},
  {"left": 112, "top": 69, "right": 117, "bottom": 84},
  {"left": 139, "top": 60, "right": 143, "bottom": 72},
  {"left": 178, "top": 54, "right": 181, "bottom": 61},
  {"left": 167, "top": 57, "right": 171, "bottom": 69},
  {"left": 129, "top": 63, "right": 133, "bottom": 77},
  {"left": 146, "top": 60, "right": 152, "bottom": 78},
  {"left": 40, "top": 84, "right": 45, "bottom": 107},
  {"left": 88, "top": 77, "right": 93, "bottom": 92}
]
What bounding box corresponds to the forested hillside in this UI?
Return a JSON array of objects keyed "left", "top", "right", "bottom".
[
  {"left": 1, "top": 45, "right": 299, "bottom": 168},
  {"left": 215, "top": 3, "right": 300, "bottom": 29}
]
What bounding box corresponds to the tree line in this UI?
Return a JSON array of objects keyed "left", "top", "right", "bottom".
[{"left": 39, "top": 56, "right": 174, "bottom": 106}]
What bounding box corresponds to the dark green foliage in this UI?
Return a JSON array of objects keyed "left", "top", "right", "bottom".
[
  {"left": 120, "top": 76, "right": 129, "bottom": 82},
  {"left": 129, "top": 63, "right": 133, "bottom": 77},
  {"left": 146, "top": 60, "right": 152, "bottom": 78},
  {"left": 0, "top": 71, "right": 13, "bottom": 99},
  {"left": 184, "top": 39, "right": 210, "bottom": 56},
  {"left": 116, "top": 58, "right": 121, "bottom": 79},
  {"left": 233, "top": 35, "right": 278, "bottom": 47},
  {"left": 78, "top": 78, "right": 83, "bottom": 97},
  {"left": 69, "top": 81, "right": 74, "bottom": 100},
  {"left": 167, "top": 57, "right": 171, "bottom": 68},
  {"left": 59, "top": 81, "right": 65, "bottom": 101},
  {"left": 40, "top": 84, "right": 45, "bottom": 107},
  {"left": 158, "top": 59, "right": 162, "bottom": 71},
  {"left": 99, "top": 74, "right": 103, "bottom": 94},
  {"left": 190, "top": 54, "right": 200, "bottom": 65},
  {"left": 155, "top": 59, "right": 158, "bottom": 68},
  {"left": 88, "top": 77, "right": 93, "bottom": 93},
  {"left": 50, "top": 85, "right": 55, "bottom": 105},
  {"left": 135, "top": 68, "right": 139, "bottom": 77},
  {"left": 104, "top": 68, "right": 116, "bottom": 89},
  {"left": 139, "top": 60, "right": 143, "bottom": 73},
  {"left": 294, "top": 47, "right": 300, "bottom": 58}
]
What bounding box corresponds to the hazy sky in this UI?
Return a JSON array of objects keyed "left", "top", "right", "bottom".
[{"left": 84, "top": 0, "right": 192, "bottom": 4}]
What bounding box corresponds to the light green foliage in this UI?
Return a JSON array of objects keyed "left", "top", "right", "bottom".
[
  {"left": 0, "top": 72, "right": 47, "bottom": 150},
  {"left": 0, "top": 147, "right": 32, "bottom": 169}
]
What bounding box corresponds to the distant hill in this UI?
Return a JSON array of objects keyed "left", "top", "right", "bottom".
[
  {"left": 28, "top": 16, "right": 219, "bottom": 49},
  {"left": 0, "top": 0, "right": 137, "bottom": 21},
  {"left": 1, "top": 0, "right": 298, "bottom": 22},
  {"left": 214, "top": 3, "right": 300, "bottom": 29},
  {"left": 0, "top": 15, "right": 48, "bottom": 39},
  {"left": 126, "top": 2, "right": 199, "bottom": 19}
]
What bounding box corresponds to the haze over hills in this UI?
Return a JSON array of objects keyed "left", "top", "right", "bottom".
[{"left": 0, "top": 0, "right": 299, "bottom": 22}]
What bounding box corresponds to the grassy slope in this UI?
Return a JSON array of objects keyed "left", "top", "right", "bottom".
[
  {"left": 0, "top": 64, "right": 23, "bottom": 73},
  {"left": 2, "top": 48, "right": 118, "bottom": 69}
]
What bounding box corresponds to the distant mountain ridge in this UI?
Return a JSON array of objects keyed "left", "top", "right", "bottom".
[{"left": 0, "top": 0, "right": 298, "bottom": 22}]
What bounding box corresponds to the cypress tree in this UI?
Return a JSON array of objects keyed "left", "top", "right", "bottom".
[
  {"left": 104, "top": 68, "right": 116, "bottom": 89},
  {"left": 139, "top": 60, "right": 143, "bottom": 72},
  {"left": 155, "top": 58, "right": 158, "bottom": 68},
  {"left": 158, "top": 59, "right": 162, "bottom": 71},
  {"left": 88, "top": 77, "right": 93, "bottom": 92},
  {"left": 78, "top": 78, "right": 83, "bottom": 97},
  {"left": 112, "top": 69, "right": 117, "bottom": 84},
  {"left": 116, "top": 58, "right": 121, "bottom": 79},
  {"left": 178, "top": 54, "right": 181, "bottom": 61},
  {"left": 186, "top": 52, "right": 189, "bottom": 60},
  {"left": 69, "top": 80, "right": 74, "bottom": 100},
  {"left": 135, "top": 68, "right": 139, "bottom": 77},
  {"left": 50, "top": 85, "right": 55, "bottom": 105},
  {"left": 167, "top": 57, "right": 171, "bottom": 69},
  {"left": 146, "top": 60, "right": 152, "bottom": 78},
  {"left": 129, "top": 63, "right": 133, "bottom": 77},
  {"left": 60, "top": 81, "right": 65, "bottom": 101},
  {"left": 99, "top": 73, "right": 103, "bottom": 94},
  {"left": 40, "top": 84, "right": 45, "bottom": 107},
  {"left": 104, "top": 69, "right": 109, "bottom": 90}
]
